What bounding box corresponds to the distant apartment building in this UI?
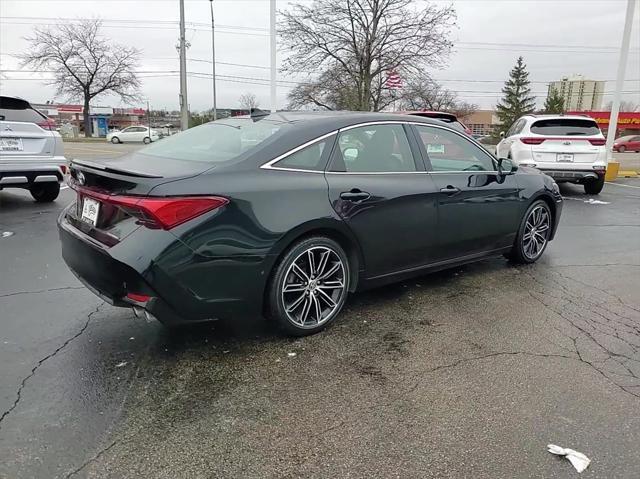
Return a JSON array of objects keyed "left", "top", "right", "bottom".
[{"left": 548, "top": 75, "right": 604, "bottom": 111}]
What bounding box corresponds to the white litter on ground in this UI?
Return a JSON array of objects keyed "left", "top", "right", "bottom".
[
  {"left": 2, "top": 231, "right": 14, "bottom": 238},
  {"left": 547, "top": 444, "right": 591, "bottom": 473},
  {"left": 287, "top": 352, "right": 297, "bottom": 358},
  {"left": 115, "top": 361, "right": 127, "bottom": 368},
  {"left": 584, "top": 199, "right": 610, "bottom": 205}
]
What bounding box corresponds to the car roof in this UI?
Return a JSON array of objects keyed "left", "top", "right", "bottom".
[
  {"left": 396, "top": 110, "right": 458, "bottom": 122},
  {"left": 227, "top": 110, "right": 447, "bottom": 132}
]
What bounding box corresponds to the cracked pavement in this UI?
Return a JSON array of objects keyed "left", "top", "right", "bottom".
[{"left": 1, "top": 172, "right": 639, "bottom": 478}]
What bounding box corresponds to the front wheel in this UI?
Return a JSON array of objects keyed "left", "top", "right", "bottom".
[
  {"left": 584, "top": 175, "right": 605, "bottom": 195},
  {"left": 30, "top": 182, "right": 60, "bottom": 203},
  {"left": 508, "top": 200, "right": 552, "bottom": 264},
  {"left": 267, "top": 236, "right": 350, "bottom": 336},
  {"left": 111, "top": 136, "right": 120, "bottom": 144},
  {"left": 617, "top": 145, "right": 626, "bottom": 153},
  {"left": 143, "top": 137, "right": 151, "bottom": 144}
]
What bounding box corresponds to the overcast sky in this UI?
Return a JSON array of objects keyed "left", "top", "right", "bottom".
[{"left": 1, "top": 0, "right": 639, "bottom": 111}]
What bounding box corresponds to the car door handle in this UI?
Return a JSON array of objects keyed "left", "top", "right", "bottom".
[
  {"left": 440, "top": 185, "right": 461, "bottom": 195},
  {"left": 340, "top": 189, "right": 370, "bottom": 202}
]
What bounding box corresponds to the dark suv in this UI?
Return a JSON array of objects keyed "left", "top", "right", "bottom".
[{"left": 0, "top": 95, "right": 66, "bottom": 202}]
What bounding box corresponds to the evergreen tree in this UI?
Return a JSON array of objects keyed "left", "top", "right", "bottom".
[
  {"left": 543, "top": 87, "right": 565, "bottom": 114},
  {"left": 495, "top": 57, "right": 536, "bottom": 134}
]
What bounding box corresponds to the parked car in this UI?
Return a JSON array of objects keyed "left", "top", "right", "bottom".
[
  {"left": 398, "top": 110, "right": 473, "bottom": 136},
  {"left": 0, "top": 95, "right": 66, "bottom": 202},
  {"left": 59, "top": 112, "right": 562, "bottom": 336},
  {"left": 496, "top": 115, "right": 606, "bottom": 194},
  {"left": 613, "top": 134, "right": 640, "bottom": 153},
  {"left": 107, "top": 126, "right": 159, "bottom": 144}
]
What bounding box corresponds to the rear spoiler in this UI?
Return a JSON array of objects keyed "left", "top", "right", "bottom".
[{"left": 72, "top": 158, "right": 163, "bottom": 178}]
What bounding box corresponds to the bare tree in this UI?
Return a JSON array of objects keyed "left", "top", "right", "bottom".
[
  {"left": 21, "top": 19, "right": 140, "bottom": 137},
  {"left": 238, "top": 92, "right": 260, "bottom": 110},
  {"left": 604, "top": 100, "right": 639, "bottom": 112},
  {"left": 280, "top": 0, "right": 455, "bottom": 111},
  {"left": 398, "top": 76, "right": 478, "bottom": 119}
]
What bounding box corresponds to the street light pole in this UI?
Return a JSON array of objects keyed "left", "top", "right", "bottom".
[
  {"left": 209, "top": 0, "right": 217, "bottom": 121},
  {"left": 605, "top": 0, "right": 636, "bottom": 164},
  {"left": 179, "top": 0, "right": 189, "bottom": 130},
  {"left": 269, "top": 0, "right": 276, "bottom": 113}
]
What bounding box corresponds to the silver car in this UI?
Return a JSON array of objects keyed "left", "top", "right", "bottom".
[{"left": 0, "top": 95, "right": 66, "bottom": 202}]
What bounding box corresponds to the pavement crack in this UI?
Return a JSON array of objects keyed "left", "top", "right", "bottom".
[
  {"left": 0, "top": 285, "right": 85, "bottom": 298},
  {"left": 0, "top": 302, "right": 103, "bottom": 428},
  {"left": 64, "top": 440, "right": 118, "bottom": 478}
]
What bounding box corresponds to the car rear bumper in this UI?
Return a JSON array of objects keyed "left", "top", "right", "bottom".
[
  {"left": 0, "top": 156, "right": 67, "bottom": 187},
  {"left": 539, "top": 169, "right": 603, "bottom": 183},
  {"left": 57, "top": 204, "right": 266, "bottom": 325}
]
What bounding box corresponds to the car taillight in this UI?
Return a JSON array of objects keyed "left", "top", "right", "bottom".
[
  {"left": 37, "top": 119, "right": 56, "bottom": 131},
  {"left": 520, "top": 137, "right": 546, "bottom": 145},
  {"left": 588, "top": 139, "right": 606, "bottom": 146},
  {"left": 78, "top": 188, "right": 228, "bottom": 229}
]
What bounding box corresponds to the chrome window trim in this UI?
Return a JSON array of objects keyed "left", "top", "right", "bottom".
[
  {"left": 259, "top": 120, "right": 498, "bottom": 174},
  {"left": 260, "top": 131, "right": 337, "bottom": 172}
]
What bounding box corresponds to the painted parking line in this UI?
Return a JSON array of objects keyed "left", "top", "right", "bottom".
[
  {"left": 64, "top": 147, "right": 119, "bottom": 154},
  {"left": 605, "top": 182, "right": 640, "bottom": 189}
]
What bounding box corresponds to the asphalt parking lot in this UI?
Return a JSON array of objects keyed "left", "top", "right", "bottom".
[{"left": 1, "top": 143, "right": 639, "bottom": 478}]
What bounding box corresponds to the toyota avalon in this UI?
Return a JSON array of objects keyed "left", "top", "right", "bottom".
[{"left": 58, "top": 111, "right": 563, "bottom": 336}]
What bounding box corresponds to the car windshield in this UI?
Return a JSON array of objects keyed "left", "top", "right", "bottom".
[
  {"left": 530, "top": 118, "right": 600, "bottom": 136},
  {"left": 616, "top": 135, "right": 634, "bottom": 141},
  {"left": 140, "top": 118, "right": 284, "bottom": 162}
]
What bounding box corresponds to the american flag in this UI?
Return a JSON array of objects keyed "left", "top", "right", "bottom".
[{"left": 385, "top": 71, "right": 403, "bottom": 89}]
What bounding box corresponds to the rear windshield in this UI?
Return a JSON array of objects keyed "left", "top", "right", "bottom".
[
  {"left": 140, "top": 118, "right": 285, "bottom": 162},
  {"left": 0, "top": 97, "right": 46, "bottom": 123},
  {"left": 530, "top": 118, "right": 600, "bottom": 136}
]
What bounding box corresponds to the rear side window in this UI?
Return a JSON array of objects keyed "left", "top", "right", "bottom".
[
  {"left": 274, "top": 136, "right": 333, "bottom": 171},
  {"left": 0, "top": 97, "right": 46, "bottom": 123},
  {"left": 530, "top": 119, "right": 600, "bottom": 136},
  {"left": 330, "top": 124, "right": 417, "bottom": 173}
]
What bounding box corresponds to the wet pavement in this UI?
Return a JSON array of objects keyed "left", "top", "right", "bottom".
[{"left": 1, "top": 153, "right": 639, "bottom": 477}]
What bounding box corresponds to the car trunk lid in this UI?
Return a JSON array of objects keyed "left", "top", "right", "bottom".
[
  {"left": 67, "top": 153, "right": 218, "bottom": 245},
  {"left": 527, "top": 137, "right": 604, "bottom": 164}
]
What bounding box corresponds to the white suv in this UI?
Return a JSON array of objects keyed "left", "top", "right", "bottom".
[
  {"left": 496, "top": 115, "right": 606, "bottom": 194},
  {"left": 0, "top": 95, "right": 66, "bottom": 202}
]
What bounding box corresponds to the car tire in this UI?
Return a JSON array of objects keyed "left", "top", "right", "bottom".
[
  {"left": 111, "top": 137, "right": 120, "bottom": 144},
  {"left": 267, "top": 236, "right": 350, "bottom": 336},
  {"left": 143, "top": 137, "right": 151, "bottom": 144},
  {"left": 618, "top": 145, "right": 626, "bottom": 153},
  {"left": 30, "top": 182, "right": 60, "bottom": 203},
  {"left": 584, "top": 175, "right": 605, "bottom": 195},
  {"left": 508, "top": 200, "right": 552, "bottom": 264}
]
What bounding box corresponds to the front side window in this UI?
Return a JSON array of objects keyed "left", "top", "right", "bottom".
[
  {"left": 330, "top": 124, "right": 416, "bottom": 172},
  {"left": 415, "top": 125, "right": 495, "bottom": 172},
  {"left": 273, "top": 136, "right": 333, "bottom": 171},
  {"left": 140, "top": 118, "right": 284, "bottom": 163}
]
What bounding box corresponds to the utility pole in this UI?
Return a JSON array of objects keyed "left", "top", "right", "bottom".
[
  {"left": 270, "top": 0, "right": 276, "bottom": 113},
  {"left": 179, "top": 0, "right": 189, "bottom": 130},
  {"left": 147, "top": 100, "right": 151, "bottom": 138},
  {"left": 605, "top": 0, "right": 636, "bottom": 163},
  {"left": 209, "top": 0, "right": 217, "bottom": 120}
]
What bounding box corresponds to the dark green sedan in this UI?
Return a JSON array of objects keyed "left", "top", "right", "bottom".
[{"left": 58, "top": 111, "right": 563, "bottom": 335}]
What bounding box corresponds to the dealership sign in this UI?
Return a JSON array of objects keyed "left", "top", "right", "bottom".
[{"left": 568, "top": 111, "right": 640, "bottom": 130}]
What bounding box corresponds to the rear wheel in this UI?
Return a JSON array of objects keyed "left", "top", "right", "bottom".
[
  {"left": 111, "top": 136, "right": 120, "bottom": 144},
  {"left": 267, "top": 236, "right": 350, "bottom": 336},
  {"left": 584, "top": 175, "right": 605, "bottom": 195},
  {"left": 508, "top": 200, "right": 552, "bottom": 264},
  {"left": 30, "top": 182, "right": 60, "bottom": 202},
  {"left": 143, "top": 137, "right": 151, "bottom": 144}
]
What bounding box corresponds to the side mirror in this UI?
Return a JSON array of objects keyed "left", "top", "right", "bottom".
[
  {"left": 499, "top": 131, "right": 505, "bottom": 138},
  {"left": 343, "top": 148, "right": 359, "bottom": 161},
  {"left": 497, "top": 157, "right": 515, "bottom": 175}
]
